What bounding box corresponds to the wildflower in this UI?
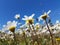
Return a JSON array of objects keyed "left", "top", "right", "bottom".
[
  {"left": 15, "top": 14, "right": 20, "bottom": 19},
  {"left": 9, "top": 26, "right": 15, "bottom": 32},
  {"left": 7, "top": 21, "right": 17, "bottom": 32},
  {"left": 38, "top": 10, "right": 51, "bottom": 21},
  {"left": 22, "top": 13, "right": 35, "bottom": 24}
]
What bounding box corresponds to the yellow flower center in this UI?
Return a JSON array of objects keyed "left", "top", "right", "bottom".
[
  {"left": 26, "top": 19, "right": 34, "bottom": 24},
  {"left": 36, "top": 25, "right": 40, "bottom": 29},
  {"left": 9, "top": 26, "right": 16, "bottom": 32},
  {"left": 41, "top": 14, "right": 48, "bottom": 20}
]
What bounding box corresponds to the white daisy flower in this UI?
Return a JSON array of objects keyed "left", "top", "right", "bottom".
[
  {"left": 38, "top": 10, "right": 51, "bottom": 21},
  {"left": 4, "top": 21, "right": 18, "bottom": 33},
  {"left": 22, "top": 13, "right": 35, "bottom": 24},
  {"left": 8, "top": 21, "right": 17, "bottom": 32},
  {"left": 15, "top": 14, "right": 20, "bottom": 19}
]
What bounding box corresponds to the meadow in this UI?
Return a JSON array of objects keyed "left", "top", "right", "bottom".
[{"left": 0, "top": 10, "right": 60, "bottom": 45}]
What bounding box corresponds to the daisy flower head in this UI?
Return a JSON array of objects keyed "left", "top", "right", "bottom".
[
  {"left": 15, "top": 14, "right": 20, "bottom": 19},
  {"left": 22, "top": 13, "right": 35, "bottom": 24},
  {"left": 38, "top": 10, "right": 51, "bottom": 21},
  {"left": 7, "top": 21, "right": 17, "bottom": 33}
]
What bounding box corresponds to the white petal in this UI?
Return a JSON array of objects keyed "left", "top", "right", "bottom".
[
  {"left": 38, "top": 15, "right": 42, "bottom": 21},
  {"left": 24, "top": 15, "right": 28, "bottom": 18},
  {"left": 30, "top": 13, "right": 35, "bottom": 18},
  {"left": 22, "top": 18, "right": 27, "bottom": 20},
  {"left": 47, "top": 10, "right": 51, "bottom": 14},
  {"left": 7, "top": 21, "right": 11, "bottom": 25},
  {"left": 29, "top": 14, "right": 35, "bottom": 19}
]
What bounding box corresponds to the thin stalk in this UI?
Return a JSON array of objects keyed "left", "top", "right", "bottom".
[
  {"left": 13, "top": 32, "right": 15, "bottom": 41},
  {"left": 24, "top": 33, "right": 28, "bottom": 45},
  {"left": 29, "top": 24, "right": 35, "bottom": 45},
  {"left": 45, "top": 20, "right": 54, "bottom": 45},
  {"left": 13, "top": 32, "right": 17, "bottom": 45},
  {"left": 32, "top": 24, "right": 40, "bottom": 45}
]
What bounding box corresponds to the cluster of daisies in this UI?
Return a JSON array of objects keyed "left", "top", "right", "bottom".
[
  {"left": 0, "top": 10, "right": 60, "bottom": 45},
  {"left": 1, "top": 10, "right": 60, "bottom": 36}
]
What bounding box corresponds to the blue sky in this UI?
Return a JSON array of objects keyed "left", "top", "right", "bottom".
[{"left": 0, "top": 0, "right": 60, "bottom": 29}]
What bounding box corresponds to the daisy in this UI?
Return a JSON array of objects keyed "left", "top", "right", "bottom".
[
  {"left": 15, "top": 14, "right": 20, "bottom": 19},
  {"left": 22, "top": 13, "right": 35, "bottom": 24},
  {"left": 38, "top": 10, "right": 51, "bottom": 21},
  {"left": 6, "top": 21, "right": 17, "bottom": 33}
]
